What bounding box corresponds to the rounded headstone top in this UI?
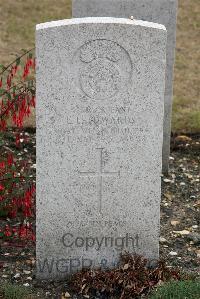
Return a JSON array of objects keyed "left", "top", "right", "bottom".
[{"left": 36, "top": 17, "right": 166, "bottom": 31}]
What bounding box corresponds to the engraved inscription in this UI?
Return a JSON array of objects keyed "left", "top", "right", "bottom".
[
  {"left": 72, "top": 40, "right": 132, "bottom": 100},
  {"left": 79, "top": 148, "right": 120, "bottom": 213},
  {"left": 80, "top": 59, "right": 120, "bottom": 99}
]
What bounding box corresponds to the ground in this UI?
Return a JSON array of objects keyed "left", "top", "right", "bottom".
[
  {"left": 0, "top": 130, "right": 199, "bottom": 298},
  {"left": 0, "top": 0, "right": 199, "bottom": 132}
]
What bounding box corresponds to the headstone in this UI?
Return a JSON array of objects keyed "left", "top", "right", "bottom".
[
  {"left": 36, "top": 17, "right": 167, "bottom": 280},
  {"left": 72, "top": 0, "right": 178, "bottom": 174}
]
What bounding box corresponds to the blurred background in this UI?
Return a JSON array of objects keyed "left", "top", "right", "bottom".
[{"left": 0, "top": 0, "right": 199, "bottom": 134}]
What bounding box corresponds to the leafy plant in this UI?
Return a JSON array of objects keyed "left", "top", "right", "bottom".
[
  {"left": 0, "top": 49, "right": 35, "bottom": 130},
  {"left": 0, "top": 50, "right": 36, "bottom": 242}
]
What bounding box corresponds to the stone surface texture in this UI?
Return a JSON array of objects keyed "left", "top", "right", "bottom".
[
  {"left": 72, "top": 0, "right": 178, "bottom": 173},
  {"left": 36, "top": 17, "right": 167, "bottom": 280}
]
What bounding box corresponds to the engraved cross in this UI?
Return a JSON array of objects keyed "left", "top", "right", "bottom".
[{"left": 79, "top": 148, "right": 120, "bottom": 213}]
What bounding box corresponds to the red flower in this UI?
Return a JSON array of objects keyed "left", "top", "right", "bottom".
[
  {"left": 0, "top": 161, "right": 5, "bottom": 168},
  {"left": 7, "top": 153, "right": 13, "bottom": 166}
]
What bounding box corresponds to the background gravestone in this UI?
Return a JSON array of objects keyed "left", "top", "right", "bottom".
[
  {"left": 36, "top": 17, "right": 167, "bottom": 280},
  {"left": 72, "top": 0, "right": 178, "bottom": 174}
]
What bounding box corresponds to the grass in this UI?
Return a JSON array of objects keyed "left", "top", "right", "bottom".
[
  {"left": 0, "top": 0, "right": 199, "bottom": 133},
  {"left": 173, "top": 0, "right": 200, "bottom": 133},
  {"left": 1, "top": 281, "right": 199, "bottom": 299},
  {"left": 149, "top": 280, "right": 200, "bottom": 299},
  {"left": 0, "top": 283, "right": 36, "bottom": 299},
  {"left": 0, "top": 0, "right": 71, "bottom": 65}
]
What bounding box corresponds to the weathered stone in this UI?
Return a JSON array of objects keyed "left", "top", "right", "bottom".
[
  {"left": 36, "top": 17, "right": 167, "bottom": 280},
  {"left": 72, "top": 0, "right": 178, "bottom": 174}
]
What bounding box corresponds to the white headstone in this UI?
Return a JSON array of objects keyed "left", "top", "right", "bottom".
[
  {"left": 36, "top": 17, "right": 167, "bottom": 280},
  {"left": 72, "top": 0, "right": 178, "bottom": 174}
]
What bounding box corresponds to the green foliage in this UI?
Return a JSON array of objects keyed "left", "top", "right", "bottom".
[
  {"left": 149, "top": 280, "right": 200, "bottom": 299},
  {"left": 0, "top": 283, "right": 33, "bottom": 299},
  {"left": 0, "top": 132, "right": 3, "bottom": 147},
  {"left": 0, "top": 65, "right": 6, "bottom": 72}
]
